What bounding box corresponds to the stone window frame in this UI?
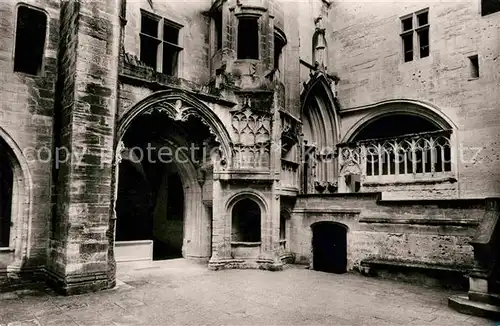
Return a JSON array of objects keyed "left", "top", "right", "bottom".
[
  {"left": 139, "top": 9, "right": 184, "bottom": 77},
  {"left": 400, "top": 8, "right": 430, "bottom": 63},
  {"left": 234, "top": 9, "right": 264, "bottom": 62},
  {"left": 273, "top": 27, "right": 287, "bottom": 77},
  {"left": 12, "top": 3, "right": 49, "bottom": 77}
]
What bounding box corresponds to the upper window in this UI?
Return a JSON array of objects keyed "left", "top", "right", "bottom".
[
  {"left": 274, "top": 33, "right": 285, "bottom": 71},
  {"left": 214, "top": 10, "right": 223, "bottom": 51},
  {"left": 237, "top": 17, "right": 259, "bottom": 60},
  {"left": 14, "top": 6, "right": 47, "bottom": 75},
  {"left": 481, "top": 0, "right": 500, "bottom": 16},
  {"left": 140, "top": 11, "right": 183, "bottom": 76},
  {"left": 400, "top": 9, "right": 429, "bottom": 63}
]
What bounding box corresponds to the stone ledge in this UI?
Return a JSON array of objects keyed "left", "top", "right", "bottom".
[
  {"left": 292, "top": 208, "right": 362, "bottom": 214},
  {"left": 360, "top": 258, "right": 470, "bottom": 273},
  {"left": 359, "top": 258, "right": 470, "bottom": 290},
  {"left": 208, "top": 258, "right": 283, "bottom": 271},
  {"left": 358, "top": 217, "right": 480, "bottom": 227}
]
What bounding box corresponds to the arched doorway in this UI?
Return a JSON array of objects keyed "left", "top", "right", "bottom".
[
  {"left": 0, "top": 148, "right": 13, "bottom": 248},
  {"left": 231, "top": 198, "right": 261, "bottom": 242},
  {"left": 115, "top": 106, "right": 221, "bottom": 262},
  {"left": 311, "top": 222, "right": 347, "bottom": 274}
]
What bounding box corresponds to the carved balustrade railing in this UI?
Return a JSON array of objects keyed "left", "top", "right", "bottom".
[
  {"left": 281, "top": 159, "right": 300, "bottom": 190},
  {"left": 338, "top": 130, "right": 454, "bottom": 184}
]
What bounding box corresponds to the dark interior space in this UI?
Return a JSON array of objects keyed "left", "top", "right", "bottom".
[
  {"left": 14, "top": 6, "right": 47, "bottom": 75},
  {"left": 232, "top": 199, "right": 261, "bottom": 242},
  {"left": 214, "top": 10, "right": 223, "bottom": 50},
  {"left": 151, "top": 172, "right": 184, "bottom": 260},
  {"left": 237, "top": 17, "right": 259, "bottom": 59},
  {"left": 312, "top": 222, "right": 347, "bottom": 274},
  {"left": 353, "top": 114, "right": 438, "bottom": 141},
  {"left": 0, "top": 150, "right": 13, "bottom": 248},
  {"left": 117, "top": 112, "right": 214, "bottom": 260},
  {"left": 115, "top": 159, "right": 154, "bottom": 242}
]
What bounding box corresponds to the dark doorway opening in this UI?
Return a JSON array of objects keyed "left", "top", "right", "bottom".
[
  {"left": 151, "top": 172, "right": 184, "bottom": 260},
  {"left": 115, "top": 159, "right": 154, "bottom": 242},
  {"left": 312, "top": 222, "right": 347, "bottom": 274}
]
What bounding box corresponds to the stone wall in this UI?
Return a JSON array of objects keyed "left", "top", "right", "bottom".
[
  {"left": 0, "top": 0, "right": 59, "bottom": 288},
  {"left": 329, "top": 1, "right": 500, "bottom": 198},
  {"left": 290, "top": 193, "right": 483, "bottom": 272}
]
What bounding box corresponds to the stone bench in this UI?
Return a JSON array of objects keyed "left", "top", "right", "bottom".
[{"left": 360, "top": 258, "right": 470, "bottom": 289}]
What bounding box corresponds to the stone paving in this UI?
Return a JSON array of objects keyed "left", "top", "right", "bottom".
[{"left": 0, "top": 259, "right": 494, "bottom": 325}]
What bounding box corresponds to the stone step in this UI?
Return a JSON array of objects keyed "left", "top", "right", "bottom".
[
  {"left": 448, "top": 295, "right": 500, "bottom": 320},
  {"left": 469, "top": 291, "right": 500, "bottom": 306}
]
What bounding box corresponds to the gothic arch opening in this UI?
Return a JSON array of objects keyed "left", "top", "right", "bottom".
[
  {"left": 301, "top": 76, "right": 339, "bottom": 194},
  {"left": 311, "top": 222, "right": 348, "bottom": 274},
  {"left": 114, "top": 108, "right": 219, "bottom": 262},
  {"left": 231, "top": 198, "right": 261, "bottom": 243},
  {"left": 339, "top": 103, "right": 455, "bottom": 192}
]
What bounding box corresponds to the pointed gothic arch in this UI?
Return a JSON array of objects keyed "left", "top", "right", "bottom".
[
  {"left": 117, "top": 89, "right": 233, "bottom": 165},
  {"left": 341, "top": 99, "right": 456, "bottom": 143},
  {"left": 300, "top": 73, "right": 340, "bottom": 194}
]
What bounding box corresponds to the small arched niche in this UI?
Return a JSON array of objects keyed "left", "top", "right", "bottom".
[{"left": 231, "top": 198, "right": 261, "bottom": 243}]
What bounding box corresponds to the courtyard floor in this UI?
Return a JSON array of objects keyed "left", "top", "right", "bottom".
[{"left": 0, "top": 259, "right": 494, "bottom": 326}]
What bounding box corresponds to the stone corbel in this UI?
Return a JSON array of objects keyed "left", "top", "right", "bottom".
[{"left": 115, "top": 141, "right": 127, "bottom": 165}]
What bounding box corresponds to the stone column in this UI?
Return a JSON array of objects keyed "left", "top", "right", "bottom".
[
  {"left": 48, "top": 0, "right": 120, "bottom": 294},
  {"left": 208, "top": 177, "right": 231, "bottom": 269}
]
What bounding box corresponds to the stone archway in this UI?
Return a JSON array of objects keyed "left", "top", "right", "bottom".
[
  {"left": 0, "top": 127, "right": 32, "bottom": 267},
  {"left": 110, "top": 90, "right": 232, "bottom": 266}
]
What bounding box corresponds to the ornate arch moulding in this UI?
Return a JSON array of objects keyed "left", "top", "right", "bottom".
[
  {"left": 116, "top": 90, "right": 233, "bottom": 166},
  {"left": 300, "top": 72, "right": 341, "bottom": 144},
  {"left": 225, "top": 189, "right": 269, "bottom": 213},
  {"left": 340, "top": 99, "right": 458, "bottom": 144}
]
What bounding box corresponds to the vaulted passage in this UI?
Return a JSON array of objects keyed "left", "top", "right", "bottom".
[
  {"left": 0, "top": 147, "right": 13, "bottom": 248},
  {"left": 312, "top": 222, "right": 347, "bottom": 274},
  {"left": 115, "top": 110, "right": 218, "bottom": 262}
]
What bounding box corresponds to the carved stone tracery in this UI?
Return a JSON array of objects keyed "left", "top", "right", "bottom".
[{"left": 231, "top": 106, "right": 271, "bottom": 169}]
